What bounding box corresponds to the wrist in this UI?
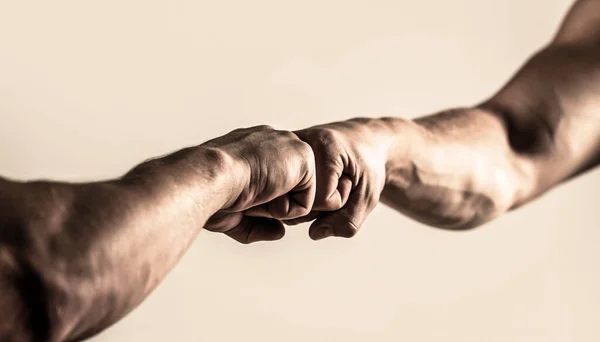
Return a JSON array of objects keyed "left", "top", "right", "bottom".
[
  {"left": 121, "top": 145, "right": 246, "bottom": 214},
  {"left": 369, "top": 117, "right": 423, "bottom": 176},
  {"left": 195, "top": 146, "right": 248, "bottom": 211}
]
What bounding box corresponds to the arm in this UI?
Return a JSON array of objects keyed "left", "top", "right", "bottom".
[
  {"left": 292, "top": 0, "right": 600, "bottom": 238},
  {"left": 0, "top": 126, "right": 315, "bottom": 342},
  {"left": 382, "top": 0, "right": 600, "bottom": 228}
]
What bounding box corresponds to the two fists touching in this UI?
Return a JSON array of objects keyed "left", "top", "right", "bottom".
[{"left": 202, "top": 119, "right": 395, "bottom": 243}]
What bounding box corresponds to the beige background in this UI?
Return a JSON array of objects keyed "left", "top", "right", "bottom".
[{"left": 1, "top": 0, "right": 598, "bottom": 341}]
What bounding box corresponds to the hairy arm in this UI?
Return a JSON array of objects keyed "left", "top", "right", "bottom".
[
  {"left": 380, "top": 0, "right": 600, "bottom": 229},
  {"left": 0, "top": 127, "right": 315, "bottom": 341},
  {"left": 0, "top": 147, "right": 238, "bottom": 342}
]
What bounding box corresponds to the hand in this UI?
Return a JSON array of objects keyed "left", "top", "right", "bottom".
[
  {"left": 202, "top": 125, "right": 316, "bottom": 244},
  {"left": 291, "top": 118, "right": 394, "bottom": 240}
]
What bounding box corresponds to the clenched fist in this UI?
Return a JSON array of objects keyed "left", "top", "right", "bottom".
[
  {"left": 291, "top": 118, "right": 396, "bottom": 240},
  {"left": 202, "top": 125, "right": 316, "bottom": 243}
]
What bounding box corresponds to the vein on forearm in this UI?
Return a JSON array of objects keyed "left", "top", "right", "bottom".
[{"left": 382, "top": 108, "right": 526, "bottom": 229}]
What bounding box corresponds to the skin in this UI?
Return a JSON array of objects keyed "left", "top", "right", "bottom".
[
  {"left": 288, "top": 0, "right": 600, "bottom": 239},
  {"left": 1, "top": 0, "right": 600, "bottom": 341},
  {"left": 0, "top": 126, "right": 316, "bottom": 341}
]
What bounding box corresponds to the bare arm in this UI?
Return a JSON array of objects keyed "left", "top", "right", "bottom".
[
  {"left": 292, "top": 0, "right": 600, "bottom": 238},
  {"left": 381, "top": 0, "right": 600, "bottom": 228},
  {"left": 0, "top": 148, "right": 235, "bottom": 342},
  {"left": 0, "top": 126, "right": 315, "bottom": 341}
]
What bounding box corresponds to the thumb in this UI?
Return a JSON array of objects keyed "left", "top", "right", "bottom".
[
  {"left": 205, "top": 212, "right": 286, "bottom": 244},
  {"left": 294, "top": 128, "right": 351, "bottom": 211},
  {"left": 226, "top": 216, "right": 286, "bottom": 244},
  {"left": 308, "top": 179, "right": 380, "bottom": 240}
]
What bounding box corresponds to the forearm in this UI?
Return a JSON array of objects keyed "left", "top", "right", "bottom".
[
  {"left": 376, "top": 110, "right": 529, "bottom": 230},
  {"left": 377, "top": 0, "right": 600, "bottom": 229},
  {"left": 380, "top": 55, "right": 600, "bottom": 229},
  {"left": 1, "top": 146, "right": 238, "bottom": 341},
  {"left": 378, "top": 69, "right": 600, "bottom": 230}
]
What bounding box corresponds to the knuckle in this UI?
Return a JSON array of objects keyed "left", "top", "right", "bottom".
[
  {"left": 336, "top": 211, "right": 361, "bottom": 238},
  {"left": 340, "top": 223, "right": 359, "bottom": 238},
  {"left": 275, "top": 130, "right": 307, "bottom": 148},
  {"left": 296, "top": 140, "right": 314, "bottom": 156},
  {"left": 316, "top": 196, "right": 342, "bottom": 212},
  {"left": 229, "top": 127, "right": 248, "bottom": 134},
  {"left": 307, "top": 127, "right": 339, "bottom": 146},
  {"left": 348, "top": 117, "right": 372, "bottom": 125},
  {"left": 285, "top": 201, "right": 312, "bottom": 220},
  {"left": 317, "top": 128, "right": 339, "bottom": 144},
  {"left": 282, "top": 139, "right": 314, "bottom": 164},
  {"left": 295, "top": 205, "right": 312, "bottom": 218},
  {"left": 326, "top": 155, "right": 345, "bottom": 172},
  {"left": 268, "top": 197, "right": 295, "bottom": 220},
  {"left": 256, "top": 124, "right": 274, "bottom": 131},
  {"left": 279, "top": 129, "right": 296, "bottom": 138}
]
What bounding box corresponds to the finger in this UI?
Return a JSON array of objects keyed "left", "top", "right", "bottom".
[
  {"left": 225, "top": 216, "right": 286, "bottom": 244},
  {"left": 308, "top": 179, "right": 379, "bottom": 240},
  {"left": 204, "top": 211, "right": 244, "bottom": 233},
  {"left": 294, "top": 129, "right": 347, "bottom": 211},
  {"left": 286, "top": 167, "right": 316, "bottom": 219},
  {"left": 245, "top": 145, "right": 316, "bottom": 220},
  {"left": 244, "top": 183, "right": 314, "bottom": 220},
  {"left": 335, "top": 174, "right": 353, "bottom": 209},
  {"left": 282, "top": 211, "right": 324, "bottom": 226}
]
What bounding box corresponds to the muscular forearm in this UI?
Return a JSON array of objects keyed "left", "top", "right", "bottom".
[
  {"left": 376, "top": 109, "right": 528, "bottom": 230},
  {"left": 1, "top": 125, "right": 315, "bottom": 341},
  {"left": 380, "top": 51, "right": 600, "bottom": 229},
  {"left": 376, "top": 0, "right": 600, "bottom": 230},
  {"left": 1, "top": 146, "right": 238, "bottom": 341}
]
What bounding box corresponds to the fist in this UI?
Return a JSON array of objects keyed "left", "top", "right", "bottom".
[
  {"left": 202, "top": 125, "right": 316, "bottom": 243},
  {"left": 291, "top": 118, "right": 393, "bottom": 240}
]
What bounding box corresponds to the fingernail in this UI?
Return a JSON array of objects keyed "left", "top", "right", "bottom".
[{"left": 314, "top": 225, "right": 333, "bottom": 240}]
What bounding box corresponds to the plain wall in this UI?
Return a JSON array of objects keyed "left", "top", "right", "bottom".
[{"left": 2, "top": 1, "right": 598, "bottom": 341}]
